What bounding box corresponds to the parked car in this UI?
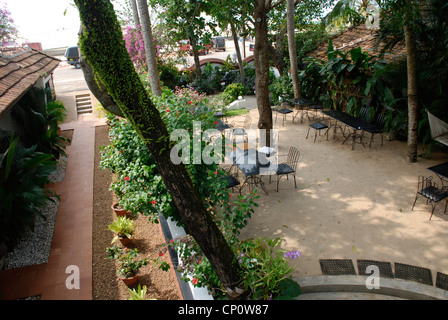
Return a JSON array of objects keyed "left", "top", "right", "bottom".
[
  {"left": 65, "top": 46, "right": 80, "bottom": 69},
  {"left": 212, "top": 36, "right": 226, "bottom": 51}
]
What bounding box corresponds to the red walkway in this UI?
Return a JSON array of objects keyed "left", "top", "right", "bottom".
[{"left": 0, "top": 120, "right": 104, "bottom": 300}]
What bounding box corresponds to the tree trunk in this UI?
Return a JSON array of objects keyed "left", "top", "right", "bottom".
[
  {"left": 130, "top": 0, "right": 140, "bottom": 28},
  {"left": 75, "top": 0, "right": 245, "bottom": 299},
  {"left": 190, "top": 37, "right": 202, "bottom": 80},
  {"left": 231, "top": 21, "right": 245, "bottom": 83},
  {"left": 254, "top": 0, "right": 273, "bottom": 146},
  {"left": 137, "top": 0, "right": 162, "bottom": 96},
  {"left": 404, "top": 18, "right": 418, "bottom": 163},
  {"left": 287, "top": 0, "right": 301, "bottom": 98}
]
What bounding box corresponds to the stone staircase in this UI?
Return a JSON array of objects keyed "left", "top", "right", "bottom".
[{"left": 76, "top": 93, "right": 92, "bottom": 115}]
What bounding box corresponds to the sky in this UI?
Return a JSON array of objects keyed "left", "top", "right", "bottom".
[{"left": 4, "top": 0, "right": 127, "bottom": 50}]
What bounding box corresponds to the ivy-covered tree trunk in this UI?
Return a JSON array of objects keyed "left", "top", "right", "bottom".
[
  {"left": 254, "top": 0, "right": 273, "bottom": 146},
  {"left": 75, "top": 0, "right": 245, "bottom": 299},
  {"left": 137, "top": 0, "right": 162, "bottom": 96}
]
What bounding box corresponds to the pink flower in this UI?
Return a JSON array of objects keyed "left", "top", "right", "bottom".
[
  {"left": 124, "top": 177, "right": 130, "bottom": 181},
  {"left": 213, "top": 171, "right": 218, "bottom": 175},
  {"left": 151, "top": 200, "right": 156, "bottom": 205},
  {"left": 188, "top": 101, "right": 192, "bottom": 105},
  {"left": 166, "top": 108, "right": 170, "bottom": 112},
  {"left": 192, "top": 278, "right": 198, "bottom": 285}
]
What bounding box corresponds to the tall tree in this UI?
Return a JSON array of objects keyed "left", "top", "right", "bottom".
[
  {"left": 74, "top": 0, "right": 245, "bottom": 299},
  {"left": 254, "top": 0, "right": 287, "bottom": 146},
  {"left": 377, "top": 0, "right": 421, "bottom": 162},
  {"left": 151, "top": 0, "right": 213, "bottom": 80},
  {"left": 287, "top": 0, "right": 301, "bottom": 98},
  {"left": 137, "top": 0, "right": 162, "bottom": 96},
  {"left": 130, "top": 0, "right": 140, "bottom": 28}
]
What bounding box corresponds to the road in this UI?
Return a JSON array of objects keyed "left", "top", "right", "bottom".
[
  {"left": 52, "top": 38, "right": 253, "bottom": 93},
  {"left": 53, "top": 59, "right": 89, "bottom": 94}
]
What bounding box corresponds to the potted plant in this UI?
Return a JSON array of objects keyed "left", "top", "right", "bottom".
[
  {"left": 108, "top": 216, "right": 136, "bottom": 246},
  {"left": 106, "top": 246, "right": 149, "bottom": 286},
  {"left": 111, "top": 202, "right": 128, "bottom": 217}
]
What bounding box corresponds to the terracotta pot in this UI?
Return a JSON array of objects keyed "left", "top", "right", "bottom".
[
  {"left": 120, "top": 273, "right": 139, "bottom": 286},
  {"left": 111, "top": 203, "right": 128, "bottom": 217},
  {"left": 119, "top": 237, "right": 131, "bottom": 246}
]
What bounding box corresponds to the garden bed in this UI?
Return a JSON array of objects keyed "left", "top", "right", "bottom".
[{"left": 93, "top": 125, "right": 180, "bottom": 300}]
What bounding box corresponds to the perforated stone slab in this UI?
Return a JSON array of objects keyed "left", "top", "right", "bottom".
[
  {"left": 320, "top": 259, "right": 356, "bottom": 275},
  {"left": 357, "top": 260, "right": 394, "bottom": 279},
  {"left": 436, "top": 272, "right": 448, "bottom": 291},
  {"left": 394, "top": 263, "right": 433, "bottom": 286}
]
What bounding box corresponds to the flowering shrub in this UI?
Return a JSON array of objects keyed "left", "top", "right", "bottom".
[{"left": 100, "top": 86, "right": 301, "bottom": 299}]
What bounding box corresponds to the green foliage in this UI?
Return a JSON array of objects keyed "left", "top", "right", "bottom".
[
  {"left": 9, "top": 88, "right": 69, "bottom": 160},
  {"left": 221, "top": 83, "right": 249, "bottom": 105},
  {"left": 300, "top": 45, "right": 398, "bottom": 126},
  {"left": 106, "top": 245, "right": 149, "bottom": 278},
  {"left": 128, "top": 284, "right": 148, "bottom": 300},
  {"left": 237, "top": 237, "right": 300, "bottom": 300},
  {"left": 0, "top": 137, "right": 57, "bottom": 246},
  {"left": 158, "top": 62, "right": 182, "bottom": 90},
  {"left": 269, "top": 74, "right": 295, "bottom": 105},
  {"left": 108, "top": 216, "right": 136, "bottom": 243}
]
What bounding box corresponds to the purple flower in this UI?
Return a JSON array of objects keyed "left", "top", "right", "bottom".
[{"left": 283, "top": 250, "right": 301, "bottom": 259}]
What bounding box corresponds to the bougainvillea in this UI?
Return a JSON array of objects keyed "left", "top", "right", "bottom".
[
  {"left": 0, "top": 2, "right": 18, "bottom": 47},
  {"left": 123, "top": 25, "right": 163, "bottom": 72}
]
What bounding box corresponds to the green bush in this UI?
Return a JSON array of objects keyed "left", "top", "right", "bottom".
[
  {"left": 159, "top": 63, "right": 181, "bottom": 90},
  {"left": 0, "top": 137, "right": 57, "bottom": 247},
  {"left": 269, "top": 74, "right": 294, "bottom": 105},
  {"left": 222, "top": 83, "right": 249, "bottom": 105}
]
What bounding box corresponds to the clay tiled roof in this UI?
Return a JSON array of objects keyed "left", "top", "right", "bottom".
[
  {"left": 0, "top": 47, "right": 60, "bottom": 118},
  {"left": 307, "top": 24, "right": 406, "bottom": 62}
]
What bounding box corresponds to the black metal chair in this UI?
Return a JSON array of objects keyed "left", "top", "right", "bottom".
[
  {"left": 306, "top": 122, "right": 329, "bottom": 143},
  {"left": 411, "top": 176, "right": 448, "bottom": 220},
  {"left": 274, "top": 146, "right": 300, "bottom": 192},
  {"left": 275, "top": 108, "right": 293, "bottom": 126},
  {"left": 224, "top": 174, "right": 241, "bottom": 193},
  {"left": 232, "top": 114, "right": 252, "bottom": 143},
  {"left": 359, "top": 107, "right": 385, "bottom": 147}
]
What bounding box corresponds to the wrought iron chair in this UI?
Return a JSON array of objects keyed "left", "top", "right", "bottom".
[
  {"left": 274, "top": 146, "right": 300, "bottom": 192},
  {"left": 359, "top": 107, "right": 385, "bottom": 147},
  {"left": 232, "top": 114, "right": 252, "bottom": 143},
  {"left": 411, "top": 176, "right": 448, "bottom": 220}
]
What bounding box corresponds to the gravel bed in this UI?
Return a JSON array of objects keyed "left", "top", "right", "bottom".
[{"left": 3, "top": 156, "right": 67, "bottom": 270}]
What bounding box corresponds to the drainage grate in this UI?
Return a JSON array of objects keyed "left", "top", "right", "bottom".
[
  {"left": 357, "top": 260, "right": 394, "bottom": 279},
  {"left": 320, "top": 259, "right": 356, "bottom": 275},
  {"left": 76, "top": 94, "right": 92, "bottom": 114},
  {"left": 436, "top": 272, "right": 448, "bottom": 291},
  {"left": 394, "top": 263, "right": 433, "bottom": 286}
]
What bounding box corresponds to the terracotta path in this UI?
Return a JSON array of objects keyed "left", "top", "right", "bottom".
[{"left": 0, "top": 119, "right": 105, "bottom": 300}]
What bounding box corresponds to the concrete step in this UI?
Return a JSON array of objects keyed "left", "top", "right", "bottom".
[
  {"left": 76, "top": 94, "right": 92, "bottom": 115},
  {"left": 297, "top": 292, "right": 406, "bottom": 300},
  {"left": 294, "top": 276, "right": 448, "bottom": 300}
]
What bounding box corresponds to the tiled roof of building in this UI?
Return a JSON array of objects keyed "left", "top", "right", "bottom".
[
  {"left": 307, "top": 24, "right": 406, "bottom": 62},
  {"left": 0, "top": 47, "right": 60, "bottom": 118}
]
